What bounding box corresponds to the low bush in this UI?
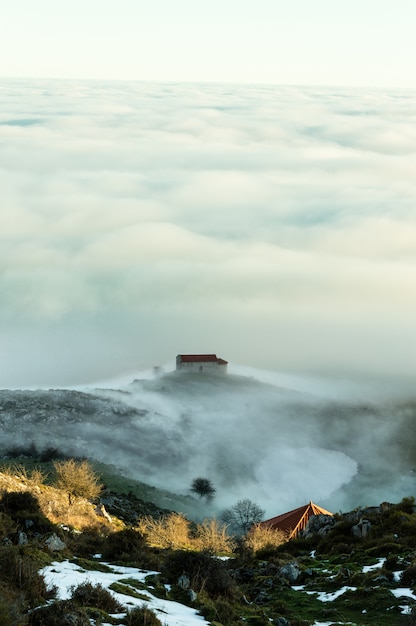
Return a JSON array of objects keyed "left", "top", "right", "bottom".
[
  {"left": 28, "top": 599, "right": 90, "bottom": 625},
  {"left": 194, "top": 518, "right": 235, "bottom": 553},
  {"left": 70, "top": 580, "right": 123, "bottom": 613},
  {"left": 0, "top": 546, "right": 56, "bottom": 607},
  {"left": 383, "top": 555, "right": 400, "bottom": 571},
  {"left": 401, "top": 563, "right": 416, "bottom": 587},
  {"left": 137, "top": 513, "right": 192, "bottom": 549},
  {"left": 393, "top": 497, "right": 416, "bottom": 515},
  {"left": 202, "top": 596, "right": 240, "bottom": 625},
  {"left": 244, "top": 524, "right": 286, "bottom": 554},
  {"left": 125, "top": 604, "right": 163, "bottom": 626},
  {"left": 162, "top": 550, "right": 235, "bottom": 598},
  {"left": 102, "top": 528, "right": 146, "bottom": 562},
  {"left": 67, "top": 525, "right": 106, "bottom": 558}
]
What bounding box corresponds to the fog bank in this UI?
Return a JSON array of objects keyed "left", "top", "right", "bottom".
[{"left": 1, "top": 369, "right": 415, "bottom": 517}]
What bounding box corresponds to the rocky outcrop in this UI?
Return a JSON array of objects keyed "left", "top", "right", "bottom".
[
  {"left": 351, "top": 517, "right": 371, "bottom": 538},
  {"left": 278, "top": 561, "right": 300, "bottom": 583},
  {"left": 301, "top": 514, "right": 336, "bottom": 538},
  {"left": 45, "top": 532, "right": 66, "bottom": 551}
]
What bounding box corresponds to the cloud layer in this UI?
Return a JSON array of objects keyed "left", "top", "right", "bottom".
[{"left": 1, "top": 79, "right": 416, "bottom": 387}]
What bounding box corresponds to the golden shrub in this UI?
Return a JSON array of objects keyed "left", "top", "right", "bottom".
[
  {"left": 244, "top": 524, "right": 287, "bottom": 552},
  {"left": 137, "top": 513, "right": 192, "bottom": 549},
  {"left": 194, "top": 518, "right": 235, "bottom": 554},
  {"left": 53, "top": 459, "right": 103, "bottom": 504}
]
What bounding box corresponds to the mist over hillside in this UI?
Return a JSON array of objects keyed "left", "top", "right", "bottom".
[{"left": 1, "top": 367, "right": 415, "bottom": 518}]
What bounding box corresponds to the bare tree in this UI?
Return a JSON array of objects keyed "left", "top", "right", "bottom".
[
  {"left": 221, "top": 498, "right": 265, "bottom": 534},
  {"left": 190, "top": 477, "right": 216, "bottom": 501},
  {"left": 53, "top": 459, "right": 103, "bottom": 504}
]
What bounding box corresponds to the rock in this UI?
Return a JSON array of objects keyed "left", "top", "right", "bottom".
[
  {"left": 302, "top": 514, "right": 335, "bottom": 538},
  {"left": 188, "top": 589, "right": 197, "bottom": 602},
  {"left": 254, "top": 590, "right": 272, "bottom": 604},
  {"left": 278, "top": 562, "right": 300, "bottom": 583},
  {"left": 45, "top": 533, "right": 66, "bottom": 551},
  {"left": 177, "top": 574, "right": 190, "bottom": 590},
  {"left": 95, "top": 504, "right": 112, "bottom": 523},
  {"left": 351, "top": 518, "right": 371, "bottom": 538},
  {"left": 274, "top": 618, "right": 290, "bottom": 626},
  {"left": 18, "top": 531, "right": 28, "bottom": 545}
]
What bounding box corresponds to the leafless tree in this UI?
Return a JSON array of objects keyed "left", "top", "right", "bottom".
[{"left": 221, "top": 498, "right": 265, "bottom": 534}]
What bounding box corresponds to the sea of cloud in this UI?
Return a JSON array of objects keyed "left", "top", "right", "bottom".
[
  {"left": 1, "top": 79, "right": 416, "bottom": 387},
  {"left": 66, "top": 367, "right": 414, "bottom": 516},
  {"left": 1, "top": 363, "right": 416, "bottom": 515}
]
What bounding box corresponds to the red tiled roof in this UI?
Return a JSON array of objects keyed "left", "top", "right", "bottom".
[
  {"left": 178, "top": 354, "right": 228, "bottom": 364},
  {"left": 259, "top": 501, "right": 333, "bottom": 538}
]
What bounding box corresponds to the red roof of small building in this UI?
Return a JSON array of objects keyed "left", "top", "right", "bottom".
[
  {"left": 178, "top": 354, "right": 228, "bottom": 364},
  {"left": 259, "top": 501, "right": 333, "bottom": 538}
]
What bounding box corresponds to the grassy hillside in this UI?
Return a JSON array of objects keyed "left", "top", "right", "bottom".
[{"left": 1, "top": 456, "right": 416, "bottom": 624}]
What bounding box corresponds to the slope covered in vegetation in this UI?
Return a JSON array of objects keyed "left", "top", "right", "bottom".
[{"left": 1, "top": 459, "right": 416, "bottom": 625}]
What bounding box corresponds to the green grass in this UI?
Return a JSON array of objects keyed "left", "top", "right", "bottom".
[
  {"left": 69, "top": 557, "right": 114, "bottom": 572},
  {"left": 109, "top": 581, "right": 151, "bottom": 601}
]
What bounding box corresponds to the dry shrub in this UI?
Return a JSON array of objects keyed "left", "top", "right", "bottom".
[
  {"left": 28, "top": 467, "right": 48, "bottom": 487},
  {"left": 28, "top": 599, "right": 90, "bottom": 625},
  {"left": 67, "top": 526, "right": 106, "bottom": 558},
  {"left": 0, "top": 464, "right": 46, "bottom": 488},
  {"left": 102, "top": 528, "right": 146, "bottom": 562},
  {"left": 0, "top": 465, "right": 30, "bottom": 499},
  {"left": 0, "top": 464, "right": 28, "bottom": 481},
  {"left": 244, "top": 524, "right": 287, "bottom": 552},
  {"left": 53, "top": 459, "right": 103, "bottom": 503},
  {"left": 194, "top": 518, "right": 235, "bottom": 554},
  {"left": 137, "top": 513, "right": 192, "bottom": 549},
  {"left": 125, "top": 604, "right": 163, "bottom": 626},
  {"left": 70, "top": 580, "right": 123, "bottom": 613}
]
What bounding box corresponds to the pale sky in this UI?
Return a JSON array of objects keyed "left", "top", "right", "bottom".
[{"left": 1, "top": 0, "right": 416, "bottom": 87}]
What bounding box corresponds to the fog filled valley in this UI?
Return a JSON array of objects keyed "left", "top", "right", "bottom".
[{"left": 2, "top": 367, "right": 416, "bottom": 518}]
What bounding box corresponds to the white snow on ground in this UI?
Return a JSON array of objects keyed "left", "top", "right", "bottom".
[
  {"left": 41, "top": 560, "right": 209, "bottom": 626},
  {"left": 391, "top": 589, "right": 416, "bottom": 617},
  {"left": 391, "top": 588, "right": 416, "bottom": 601},
  {"left": 309, "top": 586, "right": 357, "bottom": 602},
  {"left": 41, "top": 559, "right": 416, "bottom": 624},
  {"left": 293, "top": 584, "right": 357, "bottom": 602},
  {"left": 362, "top": 558, "right": 386, "bottom": 573}
]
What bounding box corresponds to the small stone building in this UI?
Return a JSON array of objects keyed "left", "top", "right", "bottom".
[{"left": 176, "top": 354, "right": 228, "bottom": 375}]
